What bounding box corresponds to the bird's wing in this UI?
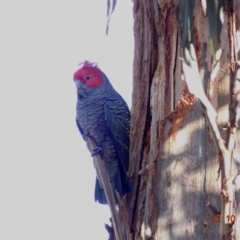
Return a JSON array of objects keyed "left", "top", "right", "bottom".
[
  {"left": 76, "top": 118, "right": 86, "bottom": 140},
  {"left": 104, "top": 95, "right": 130, "bottom": 170}
]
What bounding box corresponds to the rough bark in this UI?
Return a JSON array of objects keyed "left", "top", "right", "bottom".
[{"left": 127, "top": 0, "right": 240, "bottom": 239}]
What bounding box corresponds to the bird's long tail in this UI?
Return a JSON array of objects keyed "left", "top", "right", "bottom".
[{"left": 94, "top": 167, "right": 132, "bottom": 205}]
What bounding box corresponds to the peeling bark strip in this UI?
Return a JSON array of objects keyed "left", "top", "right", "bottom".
[
  {"left": 143, "top": 3, "right": 180, "bottom": 239},
  {"left": 128, "top": 0, "right": 157, "bottom": 239},
  {"left": 168, "top": 83, "right": 194, "bottom": 140}
]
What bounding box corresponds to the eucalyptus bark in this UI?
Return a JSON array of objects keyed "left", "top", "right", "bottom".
[{"left": 126, "top": 0, "right": 240, "bottom": 240}]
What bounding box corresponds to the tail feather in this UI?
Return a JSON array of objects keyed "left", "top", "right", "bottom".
[
  {"left": 94, "top": 167, "right": 132, "bottom": 205},
  {"left": 94, "top": 178, "right": 107, "bottom": 204},
  {"left": 114, "top": 166, "right": 132, "bottom": 197}
]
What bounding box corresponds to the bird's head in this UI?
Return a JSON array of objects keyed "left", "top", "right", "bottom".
[{"left": 73, "top": 61, "right": 106, "bottom": 98}]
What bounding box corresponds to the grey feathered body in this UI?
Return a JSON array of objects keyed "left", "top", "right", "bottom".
[{"left": 76, "top": 74, "right": 131, "bottom": 204}]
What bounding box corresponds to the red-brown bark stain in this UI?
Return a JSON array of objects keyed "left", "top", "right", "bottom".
[{"left": 168, "top": 83, "right": 194, "bottom": 140}]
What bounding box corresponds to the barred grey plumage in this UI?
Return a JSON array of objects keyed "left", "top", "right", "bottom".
[{"left": 74, "top": 61, "right": 132, "bottom": 204}]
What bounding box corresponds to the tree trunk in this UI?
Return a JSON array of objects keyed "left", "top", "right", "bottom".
[{"left": 127, "top": 0, "right": 240, "bottom": 239}]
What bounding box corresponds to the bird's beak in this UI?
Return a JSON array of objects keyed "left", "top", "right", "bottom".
[{"left": 75, "top": 80, "right": 83, "bottom": 89}]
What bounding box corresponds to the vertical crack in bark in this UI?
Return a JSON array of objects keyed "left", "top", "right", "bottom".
[
  {"left": 173, "top": 31, "right": 178, "bottom": 109},
  {"left": 129, "top": 1, "right": 158, "bottom": 239}
]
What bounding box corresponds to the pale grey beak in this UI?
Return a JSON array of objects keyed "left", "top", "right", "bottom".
[{"left": 75, "top": 80, "right": 83, "bottom": 89}]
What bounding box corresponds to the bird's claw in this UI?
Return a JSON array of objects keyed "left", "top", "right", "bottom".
[
  {"left": 83, "top": 132, "right": 91, "bottom": 140},
  {"left": 91, "top": 147, "right": 103, "bottom": 156}
]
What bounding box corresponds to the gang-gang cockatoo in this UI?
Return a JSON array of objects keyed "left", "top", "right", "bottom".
[{"left": 73, "top": 61, "right": 132, "bottom": 204}]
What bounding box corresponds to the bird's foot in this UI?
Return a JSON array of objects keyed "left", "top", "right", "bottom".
[
  {"left": 83, "top": 132, "right": 91, "bottom": 140},
  {"left": 91, "top": 147, "right": 103, "bottom": 156}
]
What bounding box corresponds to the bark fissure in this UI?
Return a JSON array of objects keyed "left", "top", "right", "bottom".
[{"left": 173, "top": 32, "right": 178, "bottom": 109}]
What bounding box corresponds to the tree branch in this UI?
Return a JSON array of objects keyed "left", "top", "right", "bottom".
[
  {"left": 116, "top": 193, "right": 132, "bottom": 240},
  {"left": 220, "top": 1, "right": 239, "bottom": 238},
  {"left": 182, "top": 44, "right": 227, "bottom": 157},
  {"left": 219, "top": 69, "right": 240, "bottom": 81},
  {"left": 87, "top": 137, "right": 126, "bottom": 240}
]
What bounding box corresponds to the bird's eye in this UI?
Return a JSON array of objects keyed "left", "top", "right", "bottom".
[{"left": 86, "top": 76, "right": 90, "bottom": 80}]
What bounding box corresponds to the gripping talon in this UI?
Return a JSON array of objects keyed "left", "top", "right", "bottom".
[
  {"left": 91, "top": 147, "right": 103, "bottom": 156},
  {"left": 83, "top": 132, "right": 91, "bottom": 140}
]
